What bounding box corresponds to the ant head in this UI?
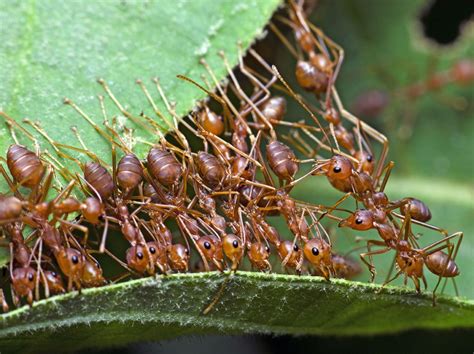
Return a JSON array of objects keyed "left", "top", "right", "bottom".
[
  {"left": 249, "top": 242, "right": 270, "bottom": 262},
  {"left": 81, "top": 260, "right": 106, "bottom": 287},
  {"left": 397, "top": 240, "right": 410, "bottom": 252},
  {"left": 199, "top": 195, "right": 216, "bottom": 214},
  {"left": 324, "top": 107, "right": 341, "bottom": 125},
  {"left": 303, "top": 238, "right": 331, "bottom": 266},
  {"left": 0, "top": 196, "right": 23, "bottom": 220},
  {"left": 33, "top": 201, "right": 51, "bottom": 220},
  {"left": 373, "top": 192, "right": 389, "bottom": 207},
  {"left": 11, "top": 266, "right": 36, "bottom": 294},
  {"left": 55, "top": 248, "right": 85, "bottom": 278},
  {"left": 278, "top": 240, "right": 302, "bottom": 267},
  {"left": 147, "top": 241, "right": 167, "bottom": 267},
  {"left": 81, "top": 197, "right": 104, "bottom": 224},
  {"left": 324, "top": 155, "right": 353, "bottom": 180},
  {"left": 197, "top": 236, "right": 218, "bottom": 261},
  {"left": 396, "top": 252, "right": 423, "bottom": 278},
  {"left": 222, "top": 234, "right": 244, "bottom": 263},
  {"left": 339, "top": 209, "right": 374, "bottom": 230},
  {"left": 43, "top": 270, "right": 65, "bottom": 294},
  {"left": 354, "top": 150, "right": 375, "bottom": 175},
  {"left": 167, "top": 243, "right": 189, "bottom": 272},
  {"left": 126, "top": 244, "right": 150, "bottom": 274}
]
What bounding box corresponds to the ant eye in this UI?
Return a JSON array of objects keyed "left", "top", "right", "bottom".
[
  {"left": 149, "top": 247, "right": 156, "bottom": 254},
  {"left": 204, "top": 241, "right": 211, "bottom": 250},
  {"left": 367, "top": 155, "right": 373, "bottom": 162},
  {"left": 51, "top": 271, "right": 57, "bottom": 277},
  {"left": 28, "top": 273, "right": 34, "bottom": 281},
  {"left": 136, "top": 252, "right": 144, "bottom": 260},
  {"left": 232, "top": 240, "right": 239, "bottom": 248},
  {"left": 71, "top": 255, "right": 79, "bottom": 264},
  {"left": 333, "top": 166, "right": 342, "bottom": 173},
  {"left": 312, "top": 247, "right": 319, "bottom": 256},
  {"left": 355, "top": 218, "right": 363, "bottom": 225},
  {"left": 185, "top": 248, "right": 190, "bottom": 255},
  {"left": 293, "top": 244, "right": 299, "bottom": 251},
  {"left": 265, "top": 246, "right": 270, "bottom": 253}
]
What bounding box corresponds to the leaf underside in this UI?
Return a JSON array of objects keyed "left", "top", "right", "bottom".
[{"left": 1, "top": 272, "right": 473, "bottom": 353}]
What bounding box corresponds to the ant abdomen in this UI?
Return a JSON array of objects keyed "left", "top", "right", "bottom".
[
  {"left": 261, "top": 96, "right": 287, "bottom": 123},
  {"left": 400, "top": 198, "right": 432, "bottom": 223},
  {"left": 199, "top": 108, "right": 224, "bottom": 136},
  {"left": 84, "top": 162, "right": 114, "bottom": 200},
  {"left": 196, "top": 151, "right": 225, "bottom": 189},
  {"left": 7, "top": 144, "right": 45, "bottom": 188},
  {"left": 117, "top": 153, "right": 143, "bottom": 194},
  {"left": 266, "top": 141, "right": 299, "bottom": 181},
  {"left": 0, "top": 196, "right": 23, "bottom": 220},
  {"left": 425, "top": 251, "right": 460, "bottom": 278},
  {"left": 147, "top": 148, "right": 182, "bottom": 187},
  {"left": 80, "top": 197, "right": 104, "bottom": 225},
  {"left": 295, "top": 60, "right": 328, "bottom": 94}
]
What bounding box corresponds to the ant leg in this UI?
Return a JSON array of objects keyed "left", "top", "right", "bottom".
[
  {"left": 178, "top": 216, "right": 210, "bottom": 272},
  {"left": 197, "top": 59, "right": 254, "bottom": 139},
  {"left": 97, "top": 79, "right": 152, "bottom": 133},
  {"left": 333, "top": 88, "right": 389, "bottom": 180},
  {"left": 0, "top": 289, "right": 9, "bottom": 312},
  {"left": 272, "top": 65, "right": 335, "bottom": 151},
  {"left": 360, "top": 242, "right": 390, "bottom": 282},
  {"left": 392, "top": 211, "right": 448, "bottom": 237},
  {"left": 63, "top": 98, "right": 116, "bottom": 143},
  {"left": 377, "top": 269, "right": 404, "bottom": 294},
  {"left": 220, "top": 50, "right": 276, "bottom": 138},
  {"left": 0, "top": 111, "right": 37, "bottom": 145},
  {"left": 135, "top": 79, "right": 171, "bottom": 133}
]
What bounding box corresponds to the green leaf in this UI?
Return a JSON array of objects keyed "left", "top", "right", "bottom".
[
  {"left": 0, "top": 0, "right": 281, "bottom": 266},
  {"left": 1, "top": 272, "right": 473, "bottom": 353}
]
